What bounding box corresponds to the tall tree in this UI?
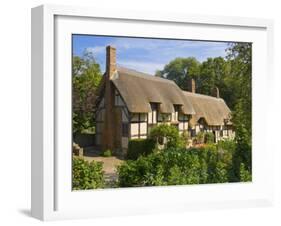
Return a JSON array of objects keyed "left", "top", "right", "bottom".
[
  {"left": 197, "top": 57, "right": 230, "bottom": 98},
  {"left": 226, "top": 43, "right": 252, "bottom": 180},
  {"left": 156, "top": 57, "right": 201, "bottom": 90},
  {"left": 72, "top": 51, "right": 102, "bottom": 135},
  {"left": 226, "top": 43, "right": 252, "bottom": 139}
]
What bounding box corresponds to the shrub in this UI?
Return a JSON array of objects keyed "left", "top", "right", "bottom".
[
  {"left": 239, "top": 163, "right": 252, "bottom": 182},
  {"left": 118, "top": 139, "right": 250, "bottom": 187},
  {"left": 204, "top": 132, "right": 215, "bottom": 144},
  {"left": 102, "top": 149, "right": 112, "bottom": 157},
  {"left": 181, "top": 131, "right": 191, "bottom": 147},
  {"left": 72, "top": 157, "right": 104, "bottom": 190},
  {"left": 149, "top": 124, "right": 184, "bottom": 149},
  {"left": 196, "top": 131, "right": 205, "bottom": 144},
  {"left": 217, "top": 139, "right": 236, "bottom": 153},
  {"left": 228, "top": 139, "right": 251, "bottom": 182},
  {"left": 195, "top": 131, "right": 214, "bottom": 144},
  {"left": 118, "top": 145, "right": 234, "bottom": 187},
  {"left": 127, "top": 138, "right": 156, "bottom": 160}
]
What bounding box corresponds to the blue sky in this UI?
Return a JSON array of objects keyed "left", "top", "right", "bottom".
[{"left": 72, "top": 35, "right": 231, "bottom": 75}]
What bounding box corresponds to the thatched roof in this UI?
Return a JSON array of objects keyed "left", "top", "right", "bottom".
[
  {"left": 112, "top": 67, "right": 195, "bottom": 114},
  {"left": 97, "top": 66, "right": 232, "bottom": 126},
  {"left": 183, "top": 91, "right": 232, "bottom": 126}
]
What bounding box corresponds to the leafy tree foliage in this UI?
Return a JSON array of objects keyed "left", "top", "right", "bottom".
[
  {"left": 156, "top": 43, "right": 252, "bottom": 181},
  {"left": 149, "top": 124, "right": 184, "bottom": 149},
  {"left": 72, "top": 157, "right": 104, "bottom": 190},
  {"left": 226, "top": 43, "right": 252, "bottom": 181},
  {"left": 72, "top": 51, "right": 102, "bottom": 135},
  {"left": 197, "top": 57, "right": 232, "bottom": 101},
  {"left": 156, "top": 57, "right": 200, "bottom": 90}
]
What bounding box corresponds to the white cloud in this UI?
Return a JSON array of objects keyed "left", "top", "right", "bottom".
[
  {"left": 78, "top": 37, "right": 230, "bottom": 74},
  {"left": 85, "top": 46, "right": 105, "bottom": 55}
]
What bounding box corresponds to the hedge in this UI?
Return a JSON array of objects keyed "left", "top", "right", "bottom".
[
  {"left": 117, "top": 142, "right": 247, "bottom": 187},
  {"left": 127, "top": 138, "right": 156, "bottom": 160}
]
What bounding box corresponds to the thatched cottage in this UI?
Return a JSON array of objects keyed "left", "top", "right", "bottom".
[{"left": 95, "top": 46, "right": 234, "bottom": 153}]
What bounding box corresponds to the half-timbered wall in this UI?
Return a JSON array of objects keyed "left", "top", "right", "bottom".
[
  {"left": 157, "top": 113, "right": 171, "bottom": 122},
  {"left": 178, "top": 113, "right": 188, "bottom": 134},
  {"left": 148, "top": 103, "right": 157, "bottom": 124},
  {"left": 189, "top": 122, "right": 235, "bottom": 143},
  {"left": 97, "top": 89, "right": 235, "bottom": 151},
  {"left": 171, "top": 106, "right": 179, "bottom": 122},
  {"left": 130, "top": 113, "right": 147, "bottom": 139}
]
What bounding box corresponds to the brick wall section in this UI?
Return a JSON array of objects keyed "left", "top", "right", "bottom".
[{"left": 106, "top": 46, "right": 116, "bottom": 77}]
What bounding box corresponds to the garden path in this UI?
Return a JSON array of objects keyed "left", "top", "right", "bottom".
[{"left": 83, "top": 148, "right": 124, "bottom": 187}]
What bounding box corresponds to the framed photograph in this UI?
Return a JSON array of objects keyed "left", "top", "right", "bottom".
[{"left": 31, "top": 4, "right": 274, "bottom": 221}]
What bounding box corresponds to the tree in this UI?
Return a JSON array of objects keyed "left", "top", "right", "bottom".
[
  {"left": 72, "top": 50, "right": 102, "bottom": 135},
  {"left": 226, "top": 43, "right": 252, "bottom": 180},
  {"left": 156, "top": 57, "right": 232, "bottom": 106},
  {"left": 154, "top": 43, "right": 252, "bottom": 182},
  {"left": 149, "top": 124, "right": 184, "bottom": 149},
  {"left": 226, "top": 43, "right": 252, "bottom": 133},
  {"left": 156, "top": 57, "right": 201, "bottom": 90},
  {"left": 197, "top": 57, "right": 230, "bottom": 98}
]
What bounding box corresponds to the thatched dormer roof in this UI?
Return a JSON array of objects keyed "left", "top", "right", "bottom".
[
  {"left": 112, "top": 67, "right": 195, "bottom": 115},
  {"left": 183, "top": 91, "right": 231, "bottom": 126}
]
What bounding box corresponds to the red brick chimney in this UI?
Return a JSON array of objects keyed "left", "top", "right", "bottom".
[
  {"left": 102, "top": 46, "right": 117, "bottom": 151},
  {"left": 106, "top": 45, "right": 116, "bottom": 80},
  {"left": 188, "top": 78, "right": 196, "bottom": 93}
]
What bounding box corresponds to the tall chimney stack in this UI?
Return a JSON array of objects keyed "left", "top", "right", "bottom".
[
  {"left": 106, "top": 45, "right": 116, "bottom": 79},
  {"left": 212, "top": 87, "right": 220, "bottom": 98},
  {"left": 102, "top": 46, "right": 117, "bottom": 152},
  {"left": 188, "top": 78, "right": 196, "bottom": 93}
]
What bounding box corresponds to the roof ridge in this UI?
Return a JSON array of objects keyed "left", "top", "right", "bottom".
[
  {"left": 116, "top": 66, "right": 174, "bottom": 84},
  {"left": 182, "top": 90, "right": 224, "bottom": 101}
]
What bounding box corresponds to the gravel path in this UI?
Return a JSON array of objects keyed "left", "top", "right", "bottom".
[{"left": 83, "top": 155, "right": 124, "bottom": 175}]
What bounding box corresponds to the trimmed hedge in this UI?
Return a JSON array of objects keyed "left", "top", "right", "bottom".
[{"left": 127, "top": 138, "right": 156, "bottom": 160}]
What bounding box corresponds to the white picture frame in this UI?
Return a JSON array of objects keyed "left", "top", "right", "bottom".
[{"left": 31, "top": 4, "right": 274, "bottom": 221}]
